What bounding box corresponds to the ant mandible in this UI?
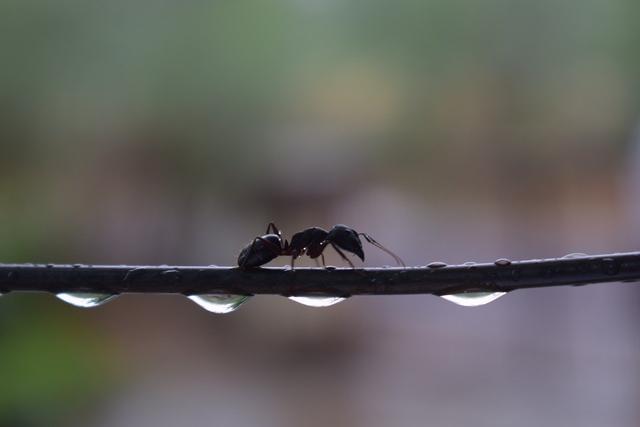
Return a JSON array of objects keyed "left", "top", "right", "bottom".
[{"left": 237, "top": 223, "right": 405, "bottom": 269}]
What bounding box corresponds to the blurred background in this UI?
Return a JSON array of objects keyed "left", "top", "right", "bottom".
[{"left": 1, "top": 0, "right": 640, "bottom": 426}]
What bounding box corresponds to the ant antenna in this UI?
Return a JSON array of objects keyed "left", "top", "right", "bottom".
[{"left": 359, "top": 233, "right": 406, "bottom": 267}]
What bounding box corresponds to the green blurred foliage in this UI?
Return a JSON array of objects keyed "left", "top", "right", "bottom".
[{"left": 0, "top": 296, "right": 116, "bottom": 426}]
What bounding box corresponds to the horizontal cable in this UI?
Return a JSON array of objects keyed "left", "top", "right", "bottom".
[{"left": 0, "top": 252, "right": 639, "bottom": 297}]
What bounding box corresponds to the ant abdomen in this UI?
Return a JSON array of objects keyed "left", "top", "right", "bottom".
[{"left": 237, "top": 233, "right": 282, "bottom": 269}]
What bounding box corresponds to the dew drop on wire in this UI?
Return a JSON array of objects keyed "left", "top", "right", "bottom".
[
  {"left": 56, "top": 293, "right": 117, "bottom": 308},
  {"left": 188, "top": 294, "right": 251, "bottom": 314},
  {"left": 561, "top": 253, "right": 588, "bottom": 259},
  {"left": 288, "top": 296, "right": 346, "bottom": 307},
  {"left": 427, "top": 262, "right": 447, "bottom": 269},
  {"left": 440, "top": 292, "right": 506, "bottom": 307},
  {"left": 494, "top": 258, "right": 511, "bottom": 266}
]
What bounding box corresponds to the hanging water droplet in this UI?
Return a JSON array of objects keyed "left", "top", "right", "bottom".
[
  {"left": 56, "top": 292, "right": 117, "bottom": 308},
  {"left": 561, "top": 253, "right": 588, "bottom": 259},
  {"left": 288, "top": 296, "right": 346, "bottom": 307},
  {"left": 440, "top": 292, "right": 506, "bottom": 307},
  {"left": 188, "top": 294, "right": 250, "bottom": 314},
  {"left": 494, "top": 258, "right": 511, "bottom": 266},
  {"left": 463, "top": 261, "right": 476, "bottom": 266}
]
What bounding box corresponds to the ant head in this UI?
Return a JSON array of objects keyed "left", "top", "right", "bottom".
[{"left": 327, "top": 225, "right": 364, "bottom": 261}]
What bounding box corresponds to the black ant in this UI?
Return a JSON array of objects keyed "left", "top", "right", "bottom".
[{"left": 237, "top": 223, "right": 405, "bottom": 269}]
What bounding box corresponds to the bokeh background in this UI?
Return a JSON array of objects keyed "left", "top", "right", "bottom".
[{"left": 1, "top": 0, "right": 640, "bottom": 426}]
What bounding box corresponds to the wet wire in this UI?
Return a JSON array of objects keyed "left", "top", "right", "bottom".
[{"left": 0, "top": 252, "right": 638, "bottom": 297}]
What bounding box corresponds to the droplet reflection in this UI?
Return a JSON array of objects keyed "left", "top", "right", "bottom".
[
  {"left": 56, "top": 292, "right": 117, "bottom": 308},
  {"left": 288, "top": 296, "right": 346, "bottom": 307},
  {"left": 440, "top": 292, "right": 506, "bottom": 307},
  {"left": 188, "top": 294, "right": 250, "bottom": 314}
]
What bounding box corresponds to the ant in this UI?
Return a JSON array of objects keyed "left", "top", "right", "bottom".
[{"left": 237, "top": 223, "right": 405, "bottom": 269}]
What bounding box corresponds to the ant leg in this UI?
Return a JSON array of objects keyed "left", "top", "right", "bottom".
[
  {"left": 330, "top": 243, "right": 355, "bottom": 268},
  {"left": 266, "top": 222, "right": 281, "bottom": 239},
  {"left": 289, "top": 246, "right": 307, "bottom": 271},
  {"left": 321, "top": 253, "right": 326, "bottom": 267},
  {"left": 359, "top": 233, "right": 406, "bottom": 267}
]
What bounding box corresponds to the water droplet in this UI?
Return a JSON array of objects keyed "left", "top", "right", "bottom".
[
  {"left": 561, "top": 253, "right": 588, "bottom": 259},
  {"left": 288, "top": 296, "right": 346, "bottom": 307},
  {"left": 46, "top": 263, "right": 54, "bottom": 268},
  {"left": 72, "top": 264, "right": 82, "bottom": 268},
  {"left": 440, "top": 292, "right": 506, "bottom": 307},
  {"left": 188, "top": 294, "right": 250, "bottom": 314},
  {"left": 427, "top": 262, "right": 447, "bottom": 269},
  {"left": 56, "top": 292, "right": 117, "bottom": 308},
  {"left": 463, "top": 262, "right": 476, "bottom": 266},
  {"left": 494, "top": 258, "right": 511, "bottom": 266}
]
